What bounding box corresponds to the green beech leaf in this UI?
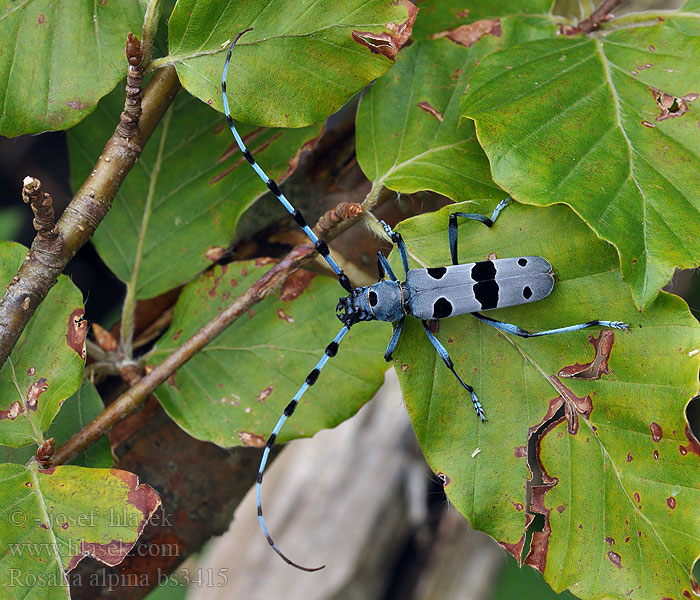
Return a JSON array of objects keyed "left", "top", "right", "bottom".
[
  {"left": 392, "top": 199, "right": 700, "bottom": 600},
  {"left": 462, "top": 12, "right": 700, "bottom": 309},
  {"left": 0, "top": 462, "right": 160, "bottom": 599},
  {"left": 0, "top": 241, "right": 85, "bottom": 448},
  {"left": 356, "top": 17, "right": 556, "bottom": 200},
  {"left": 68, "top": 88, "right": 322, "bottom": 300},
  {"left": 0, "top": 0, "right": 145, "bottom": 136},
  {"left": 0, "top": 381, "right": 112, "bottom": 469},
  {"left": 149, "top": 260, "right": 391, "bottom": 447},
  {"left": 167, "top": 0, "right": 417, "bottom": 127},
  {"left": 410, "top": 0, "right": 554, "bottom": 40}
]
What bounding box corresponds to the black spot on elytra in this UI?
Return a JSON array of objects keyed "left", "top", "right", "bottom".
[
  {"left": 523, "top": 286, "right": 533, "bottom": 299},
  {"left": 369, "top": 291, "right": 378, "bottom": 307},
  {"left": 432, "top": 297, "right": 453, "bottom": 319},
  {"left": 471, "top": 260, "right": 496, "bottom": 282},
  {"left": 518, "top": 258, "right": 528, "bottom": 267},
  {"left": 427, "top": 267, "right": 447, "bottom": 280},
  {"left": 474, "top": 280, "right": 499, "bottom": 310}
]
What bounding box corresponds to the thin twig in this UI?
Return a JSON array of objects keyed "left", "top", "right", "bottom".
[
  {"left": 0, "top": 66, "right": 181, "bottom": 371},
  {"left": 21, "top": 177, "right": 61, "bottom": 251},
  {"left": 51, "top": 203, "right": 365, "bottom": 466},
  {"left": 578, "top": 0, "right": 626, "bottom": 33}
]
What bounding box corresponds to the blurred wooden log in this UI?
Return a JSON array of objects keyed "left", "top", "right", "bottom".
[{"left": 409, "top": 509, "right": 506, "bottom": 600}]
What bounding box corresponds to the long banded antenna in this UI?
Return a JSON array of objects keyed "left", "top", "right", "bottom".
[
  {"left": 256, "top": 325, "right": 351, "bottom": 571},
  {"left": 221, "top": 29, "right": 353, "bottom": 293}
]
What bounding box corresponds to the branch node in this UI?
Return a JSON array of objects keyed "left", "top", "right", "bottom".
[
  {"left": 313, "top": 202, "right": 364, "bottom": 238},
  {"left": 36, "top": 437, "right": 55, "bottom": 469},
  {"left": 21, "top": 176, "right": 62, "bottom": 252},
  {"left": 118, "top": 32, "right": 145, "bottom": 139},
  {"left": 576, "top": 0, "right": 625, "bottom": 34}
]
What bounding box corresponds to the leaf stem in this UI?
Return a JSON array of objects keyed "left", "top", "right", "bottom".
[
  {"left": 120, "top": 108, "right": 173, "bottom": 359},
  {"left": 140, "top": 0, "right": 162, "bottom": 68}
]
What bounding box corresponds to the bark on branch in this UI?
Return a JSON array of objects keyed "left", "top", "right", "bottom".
[
  {"left": 578, "top": 0, "right": 626, "bottom": 33},
  {"left": 0, "top": 66, "right": 181, "bottom": 370}
]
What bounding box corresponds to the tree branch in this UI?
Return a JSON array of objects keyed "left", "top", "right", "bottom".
[
  {"left": 0, "top": 65, "right": 181, "bottom": 370},
  {"left": 578, "top": 0, "right": 626, "bottom": 33},
  {"left": 51, "top": 202, "right": 365, "bottom": 466}
]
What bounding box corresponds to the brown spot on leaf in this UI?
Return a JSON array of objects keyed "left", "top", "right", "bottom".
[
  {"left": 513, "top": 502, "right": 524, "bottom": 511},
  {"left": 166, "top": 375, "right": 179, "bottom": 390},
  {"left": 401, "top": 364, "right": 408, "bottom": 371},
  {"left": 500, "top": 523, "right": 528, "bottom": 561},
  {"left": 525, "top": 486, "right": 551, "bottom": 573},
  {"left": 633, "top": 492, "right": 641, "bottom": 503},
  {"left": 37, "top": 14, "right": 44, "bottom": 23},
  {"left": 417, "top": 101, "right": 444, "bottom": 122},
  {"left": 277, "top": 309, "right": 294, "bottom": 323},
  {"left": 172, "top": 329, "right": 183, "bottom": 342},
  {"left": 667, "top": 496, "right": 677, "bottom": 509},
  {"left": 351, "top": 0, "right": 417, "bottom": 60},
  {"left": 431, "top": 19, "right": 502, "bottom": 47},
  {"left": 456, "top": 8, "right": 470, "bottom": 19},
  {"left": 607, "top": 551, "right": 622, "bottom": 569},
  {"left": 66, "top": 308, "right": 87, "bottom": 359},
  {"left": 280, "top": 270, "right": 315, "bottom": 302},
  {"left": 205, "top": 246, "right": 225, "bottom": 262},
  {"left": 648, "top": 45, "right": 656, "bottom": 52},
  {"left": 514, "top": 445, "right": 527, "bottom": 458},
  {"left": 557, "top": 505, "right": 566, "bottom": 513},
  {"left": 26, "top": 365, "right": 36, "bottom": 376},
  {"left": 436, "top": 471, "right": 450, "bottom": 486},
  {"left": 257, "top": 385, "right": 273, "bottom": 403},
  {"left": 642, "top": 120, "right": 656, "bottom": 128},
  {"left": 0, "top": 401, "right": 25, "bottom": 420},
  {"left": 626, "top": 452, "right": 633, "bottom": 462},
  {"left": 66, "top": 100, "right": 87, "bottom": 110},
  {"left": 653, "top": 449, "right": 659, "bottom": 460},
  {"left": 650, "top": 86, "right": 698, "bottom": 121},
  {"left": 65, "top": 471, "right": 160, "bottom": 571},
  {"left": 681, "top": 424, "right": 700, "bottom": 457},
  {"left": 650, "top": 422, "right": 662, "bottom": 442},
  {"left": 26, "top": 378, "right": 48, "bottom": 411},
  {"left": 239, "top": 431, "right": 266, "bottom": 448},
  {"left": 558, "top": 331, "right": 615, "bottom": 380},
  {"left": 605, "top": 536, "right": 615, "bottom": 546},
  {"left": 548, "top": 376, "right": 592, "bottom": 435}
]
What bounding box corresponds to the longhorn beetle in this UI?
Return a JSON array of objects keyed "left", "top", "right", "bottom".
[{"left": 222, "top": 29, "right": 629, "bottom": 571}]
